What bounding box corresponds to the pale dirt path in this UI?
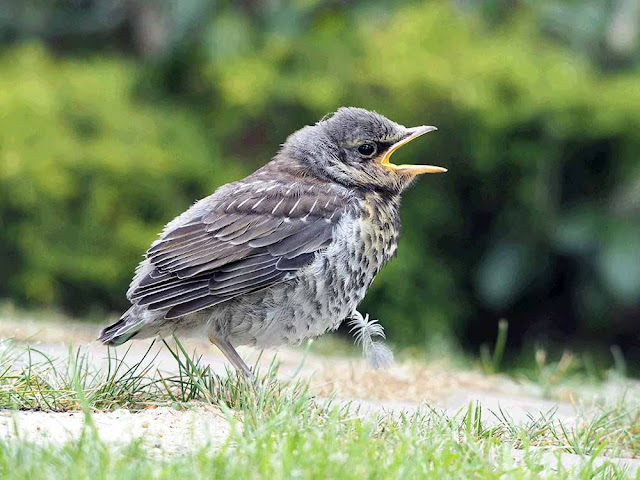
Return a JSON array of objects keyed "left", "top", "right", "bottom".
[
  {"left": 1, "top": 406, "right": 230, "bottom": 454},
  {"left": 1, "top": 316, "right": 639, "bottom": 472}
]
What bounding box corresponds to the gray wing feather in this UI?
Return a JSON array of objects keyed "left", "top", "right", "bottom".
[
  {"left": 283, "top": 228, "right": 334, "bottom": 259},
  {"left": 275, "top": 253, "right": 316, "bottom": 270},
  {"left": 209, "top": 269, "right": 286, "bottom": 296},
  {"left": 203, "top": 213, "right": 243, "bottom": 231},
  {"left": 212, "top": 259, "right": 278, "bottom": 282},
  {"left": 164, "top": 295, "right": 226, "bottom": 320},
  {"left": 215, "top": 253, "right": 276, "bottom": 273},
  {"left": 267, "top": 219, "right": 329, "bottom": 256},
  {"left": 137, "top": 281, "right": 209, "bottom": 306},
  {"left": 213, "top": 216, "right": 257, "bottom": 240},
  {"left": 245, "top": 221, "right": 303, "bottom": 248},
  {"left": 131, "top": 276, "right": 208, "bottom": 300},
  {"left": 174, "top": 246, "right": 254, "bottom": 278},
  {"left": 227, "top": 218, "right": 283, "bottom": 245},
  {"left": 147, "top": 286, "right": 212, "bottom": 311}
]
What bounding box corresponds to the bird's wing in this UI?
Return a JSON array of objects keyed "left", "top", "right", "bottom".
[{"left": 129, "top": 181, "right": 353, "bottom": 319}]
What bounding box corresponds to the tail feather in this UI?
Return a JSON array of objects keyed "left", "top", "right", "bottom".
[{"left": 98, "top": 307, "right": 144, "bottom": 346}]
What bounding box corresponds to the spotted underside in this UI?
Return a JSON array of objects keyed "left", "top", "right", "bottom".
[{"left": 127, "top": 177, "right": 355, "bottom": 320}]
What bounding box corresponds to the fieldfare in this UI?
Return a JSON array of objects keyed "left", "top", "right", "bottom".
[{"left": 99, "top": 107, "right": 446, "bottom": 376}]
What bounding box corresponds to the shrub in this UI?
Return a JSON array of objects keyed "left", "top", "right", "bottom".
[{"left": 0, "top": 44, "right": 247, "bottom": 313}]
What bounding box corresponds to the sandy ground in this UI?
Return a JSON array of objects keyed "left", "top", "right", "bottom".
[
  {"left": 1, "top": 406, "right": 230, "bottom": 455},
  {"left": 1, "top": 316, "right": 640, "bottom": 472}
]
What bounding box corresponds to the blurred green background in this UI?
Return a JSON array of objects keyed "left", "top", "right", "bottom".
[{"left": 1, "top": 0, "right": 639, "bottom": 364}]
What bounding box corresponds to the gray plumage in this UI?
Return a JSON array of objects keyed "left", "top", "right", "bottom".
[{"left": 98, "top": 107, "right": 444, "bottom": 376}]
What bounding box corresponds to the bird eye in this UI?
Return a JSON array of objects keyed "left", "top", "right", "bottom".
[{"left": 357, "top": 143, "right": 376, "bottom": 157}]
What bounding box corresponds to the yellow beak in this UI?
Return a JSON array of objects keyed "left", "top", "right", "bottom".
[{"left": 380, "top": 125, "right": 447, "bottom": 175}]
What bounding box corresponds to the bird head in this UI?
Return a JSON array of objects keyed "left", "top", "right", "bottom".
[{"left": 282, "top": 107, "right": 446, "bottom": 193}]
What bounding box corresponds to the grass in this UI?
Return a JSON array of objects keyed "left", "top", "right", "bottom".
[
  {"left": 0, "top": 339, "right": 639, "bottom": 478},
  {"left": 0, "top": 407, "right": 638, "bottom": 478},
  {"left": 480, "top": 319, "right": 509, "bottom": 375},
  {"left": 1, "top": 411, "right": 636, "bottom": 480},
  {"left": 0, "top": 340, "right": 160, "bottom": 411}
]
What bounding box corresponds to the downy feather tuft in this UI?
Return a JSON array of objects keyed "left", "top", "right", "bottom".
[{"left": 348, "top": 310, "right": 394, "bottom": 369}]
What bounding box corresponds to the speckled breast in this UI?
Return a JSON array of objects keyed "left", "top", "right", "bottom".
[
  {"left": 291, "top": 192, "right": 401, "bottom": 339},
  {"left": 222, "top": 192, "right": 402, "bottom": 348}
]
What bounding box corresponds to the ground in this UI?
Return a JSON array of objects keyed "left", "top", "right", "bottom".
[{"left": 1, "top": 313, "right": 640, "bottom": 478}]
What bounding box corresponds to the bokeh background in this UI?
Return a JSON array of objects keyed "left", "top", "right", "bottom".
[{"left": 1, "top": 0, "right": 639, "bottom": 369}]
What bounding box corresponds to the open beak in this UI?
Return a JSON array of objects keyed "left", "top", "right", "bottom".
[{"left": 380, "top": 125, "right": 447, "bottom": 175}]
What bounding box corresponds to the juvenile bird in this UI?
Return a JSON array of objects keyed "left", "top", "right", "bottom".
[{"left": 98, "top": 108, "right": 446, "bottom": 376}]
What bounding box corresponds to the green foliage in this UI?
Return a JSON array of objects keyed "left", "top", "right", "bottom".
[{"left": 0, "top": 44, "right": 245, "bottom": 312}]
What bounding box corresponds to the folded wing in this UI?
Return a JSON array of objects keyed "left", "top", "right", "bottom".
[{"left": 129, "top": 181, "right": 351, "bottom": 319}]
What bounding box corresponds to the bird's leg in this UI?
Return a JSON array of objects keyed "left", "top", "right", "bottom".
[{"left": 208, "top": 333, "right": 255, "bottom": 381}]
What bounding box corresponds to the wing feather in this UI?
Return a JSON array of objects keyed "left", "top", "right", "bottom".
[
  {"left": 275, "top": 253, "right": 316, "bottom": 270},
  {"left": 245, "top": 221, "right": 305, "bottom": 248},
  {"left": 147, "top": 286, "right": 212, "bottom": 311},
  {"left": 213, "top": 215, "right": 257, "bottom": 240},
  {"left": 267, "top": 218, "right": 328, "bottom": 256},
  {"left": 216, "top": 253, "right": 276, "bottom": 273},
  {"left": 212, "top": 259, "right": 278, "bottom": 282},
  {"left": 210, "top": 263, "right": 280, "bottom": 290},
  {"left": 283, "top": 232, "right": 333, "bottom": 259},
  {"left": 131, "top": 276, "right": 207, "bottom": 300},
  {"left": 226, "top": 218, "right": 282, "bottom": 245},
  {"left": 165, "top": 295, "right": 226, "bottom": 319},
  {"left": 137, "top": 280, "right": 209, "bottom": 306},
  {"left": 174, "top": 246, "right": 254, "bottom": 278},
  {"left": 203, "top": 213, "right": 244, "bottom": 231},
  {"left": 209, "top": 270, "right": 286, "bottom": 296}
]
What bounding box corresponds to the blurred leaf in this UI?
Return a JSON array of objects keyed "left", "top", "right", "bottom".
[
  {"left": 476, "top": 243, "right": 537, "bottom": 309},
  {"left": 552, "top": 207, "right": 601, "bottom": 255},
  {"left": 597, "top": 225, "right": 640, "bottom": 304}
]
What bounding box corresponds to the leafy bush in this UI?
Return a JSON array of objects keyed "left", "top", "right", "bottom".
[{"left": 0, "top": 44, "right": 246, "bottom": 312}]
